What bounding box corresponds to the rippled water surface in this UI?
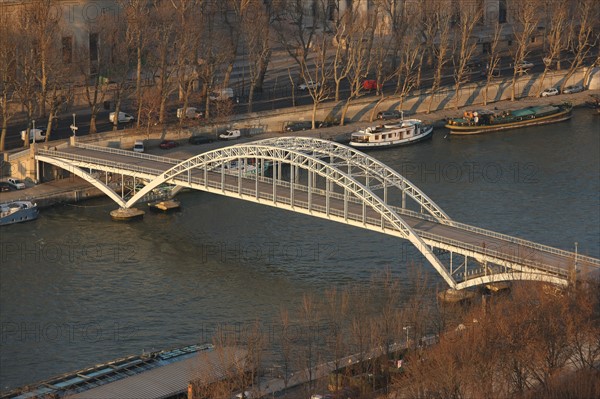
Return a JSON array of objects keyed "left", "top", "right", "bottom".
[{"left": 1, "top": 108, "right": 598, "bottom": 389}]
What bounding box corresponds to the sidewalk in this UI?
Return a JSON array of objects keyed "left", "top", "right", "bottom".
[{"left": 0, "top": 176, "right": 104, "bottom": 207}]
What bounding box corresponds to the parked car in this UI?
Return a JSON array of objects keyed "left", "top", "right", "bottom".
[
  {"left": 516, "top": 60, "right": 534, "bottom": 71},
  {"left": 177, "top": 107, "right": 202, "bottom": 119},
  {"left": 133, "top": 140, "right": 144, "bottom": 153},
  {"left": 109, "top": 111, "right": 135, "bottom": 123},
  {"left": 562, "top": 84, "right": 584, "bottom": 94},
  {"left": 541, "top": 87, "right": 559, "bottom": 97},
  {"left": 362, "top": 79, "right": 381, "bottom": 91},
  {"left": 7, "top": 178, "right": 26, "bottom": 190},
  {"left": 284, "top": 121, "right": 312, "bottom": 132},
  {"left": 188, "top": 135, "right": 213, "bottom": 145},
  {"left": 219, "top": 129, "right": 241, "bottom": 140},
  {"left": 377, "top": 110, "right": 402, "bottom": 120},
  {"left": 159, "top": 140, "right": 179, "bottom": 149},
  {"left": 0, "top": 182, "right": 12, "bottom": 192},
  {"left": 234, "top": 391, "right": 252, "bottom": 399},
  {"left": 298, "top": 80, "right": 320, "bottom": 90}
]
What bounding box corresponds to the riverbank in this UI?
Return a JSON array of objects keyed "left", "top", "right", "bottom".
[
  {"left": 1, "top": 89, "right": 597, "bottom": 207},
  {"left": 0, "top": 177, "right": 104, "bottom": 207}
]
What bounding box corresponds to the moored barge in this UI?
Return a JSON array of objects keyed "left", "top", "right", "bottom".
[{"left": 445, "top": 102, "right": 572, "bottom": 135}]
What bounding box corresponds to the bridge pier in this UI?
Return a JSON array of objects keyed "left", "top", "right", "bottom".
[
  {"left": 437, "top": 288, "right": 476, "bottom": 304},
  {"left": 110, "top": 207, "right": 145, "bottom": 221}
]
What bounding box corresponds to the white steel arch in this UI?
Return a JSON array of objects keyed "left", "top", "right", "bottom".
[
  {"left": 36, "top": 154, "right": 127, "bottom": 208},
  {"left": 125, "top": 143, "right": 457, "bottom": 288},
  {"left": 255, "top": 137, "right": 451, "bottom": 222}
]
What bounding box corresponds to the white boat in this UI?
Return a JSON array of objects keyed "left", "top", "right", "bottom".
[
  {"left": 0, "top": 201, "right": 39, "bottom": 226},
  {"left": 349, "top": 119, "right": 433, "bottom": 149}
]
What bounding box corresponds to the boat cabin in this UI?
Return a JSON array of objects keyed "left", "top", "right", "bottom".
[{"left": 351, "top": 123, "right": 418, "bottom": 144}]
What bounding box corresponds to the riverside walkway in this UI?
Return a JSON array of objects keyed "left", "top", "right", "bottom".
[{"left": 34, "top": 138, "right": 599, "bottom": 290}]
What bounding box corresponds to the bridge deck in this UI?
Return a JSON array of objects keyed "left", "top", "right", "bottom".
[{"left": 38, "top": 146, "right": 599, "bottom": 284}]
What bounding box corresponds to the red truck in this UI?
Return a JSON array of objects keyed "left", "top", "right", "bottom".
[{"left": 362, "top": 79, "right": 381, "bottom": 91}]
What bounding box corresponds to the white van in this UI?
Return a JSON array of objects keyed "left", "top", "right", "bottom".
[
  {"left": 209, "top": 88, "right": 234, "bottom": 101},
  {"left": 219, "top": 129, "right": 241, "bottom": 140},
  {"left": 133, "top": 141, "right": 144, "bottom": 153},
  {"left": 20, "top": 128, "right": 46, "bottom": 143},
  {"left": 109, "top": 111, "right": 135, "bottom": 123}
]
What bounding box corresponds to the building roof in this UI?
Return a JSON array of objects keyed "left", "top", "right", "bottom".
[{"left": 70, "top": 346, "right": 247, "bottom": 399}]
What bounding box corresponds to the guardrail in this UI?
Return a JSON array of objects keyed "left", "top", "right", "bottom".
[
  {"left": 444, "top": 219, "right": 599, "bottom": 266},
  {"left": 74, "top": 142, "right": 180, "bottom": 165},
  {"left": 37, "top": 149, "right": 165, "bottom": 177}
]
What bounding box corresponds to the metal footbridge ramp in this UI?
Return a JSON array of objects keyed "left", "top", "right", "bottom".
[{"left": 35, "top": 138, "right": 600, "bottom": 290}]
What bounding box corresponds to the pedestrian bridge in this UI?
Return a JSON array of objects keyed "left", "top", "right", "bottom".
[{"left": 35, "top": 138, "right": 599, "bottom": 290}]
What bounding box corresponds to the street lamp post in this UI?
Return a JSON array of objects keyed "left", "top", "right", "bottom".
[
  {"left": 70, "top": 113, "right": 78, "bottom": 137},
  {"left": 403, "top": 326, "right": 411, "bottom": 348},
  {"left": 31, "top": 120, "right": 35, "bottom": 147}
]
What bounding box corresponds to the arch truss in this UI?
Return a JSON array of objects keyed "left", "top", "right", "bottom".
[{"left": 35, "top": 138, "right": 599, "bottom": 290}]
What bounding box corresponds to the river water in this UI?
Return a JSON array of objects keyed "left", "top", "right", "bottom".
[{"left": 1, "top": 108, "right": 599, "bottom": 390}]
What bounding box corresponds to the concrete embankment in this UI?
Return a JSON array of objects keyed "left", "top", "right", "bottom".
[{"left": 0, "top": 177, "right": 105, "bottom": 208}]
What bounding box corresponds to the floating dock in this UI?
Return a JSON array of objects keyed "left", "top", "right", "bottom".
[
  {"left": 148, "top": 199, "right": 180, "bottom": 212},
  {"left": 110, "top": 207, "right": 145, "bottom": 221},
  {"left": 0, "top": 343, "right": 248, "bottom": 399}
]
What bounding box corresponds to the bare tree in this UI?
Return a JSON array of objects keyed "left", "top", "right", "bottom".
[
  {"left": 276, "top": 308, "right": 294, "bottom": 390},
  {"left": 482, "top": 22, "right": 503, "bottom": 106},
  {"left": 330, "top": 10, "right": 353, "bottom": 102},
  {"left": 297, "top": 293, "right": 322, "bottom": 395},
  {"left": 425, "top": 0, "right": 453, "bottom": 113},
  {"left": 171, "top": 0, "right": 202, "bottom": 127},
  {"left": 338, "top": 14, "right": 375, "bottom": 126},
  {"left": 509, "top": 0, "right": 541, "bottom": 101},
  {"left": 197, "top": 2, "right": 232, "bottom": 119},
  {"left": 24, "top": 0, "right": 60, "bottom": 118},
  {"left": 118, "top": 0, "right": 151, "bottom": 128},
  {"left": 348, "top": 284, "right": 374, "bottom": 377},
  {"left": 323, "top": 287, "right": 349, "bottom": 395},
  {"left": 13, "top": 10, "right": 45, "bottom": 148},
  {"left": 452, "top": 0, "right": 482, "bottom": 109},
  {"left": 100, "top": 10, "right": 135, "bottom": 131},
  {"left": 146, "top": 2, "right": 178, "bottom": 128},
  {"left": 74, "top": 31, "right": 109, "bottom": 135},
  {"left": 562, "top": 0, "right": 599, "bottom": 92},
  {"left": 136, "top": 86, "right": 161, "bottom": 137},
  {"left": 369, "top": 5, "right": 407, "bottom": 121},
  {"left": 537, "top": 0, "right": 568, "bottom": 96},
  {"left": 300, "top": 32, "right": 333, "bottom": 129},
  {"left": 271, "top": 0, "right": 320, "bottom": 82},
  {"left": 0, "top": 18, "right": 18, "bottom": 151},
  {"left": 221, "top": 0, "right": 246, "bottom": 89},
  {"left": 395, "top": 36, "right": 423, "bottom": 111},
  {"left": 241, "top": 1, "right": 271, "bottom": 112}
]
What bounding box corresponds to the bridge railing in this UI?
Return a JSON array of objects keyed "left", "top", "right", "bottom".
[
  {"left": 37, "top": 149, "right": 166, "bottom": 177},
  {"left": 416, "top": 230, "right": 569, "bottom": 278},
  {"left": 74, "top": 142, "right": 179, "bottom": 165},
  {"left": 442, "top": 219, "right": 600, "bottom": 266},
  {"left": 360, "top": 213, "right": 570, "bottom": 278}
]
